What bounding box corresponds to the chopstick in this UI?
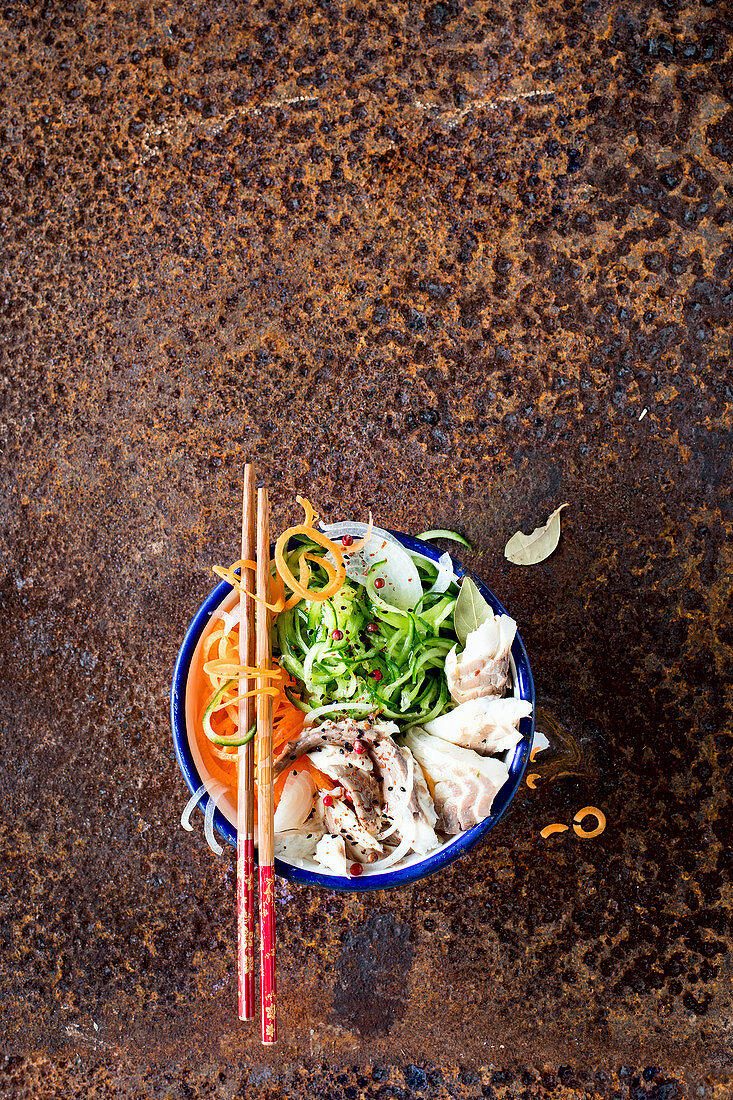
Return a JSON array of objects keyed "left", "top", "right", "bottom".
[
  {"left": 256, "top": 486, "right": 277, "bottom": 1045},
  {"left": 236, "top": 465, "right": 256, "bottom": 1021}
]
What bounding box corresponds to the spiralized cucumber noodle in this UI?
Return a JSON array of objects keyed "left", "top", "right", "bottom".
[{"left": 274, "top": 534, "right": 459, "bottom": 728}]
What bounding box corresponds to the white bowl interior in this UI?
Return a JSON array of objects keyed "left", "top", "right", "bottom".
[{"left": 185, "top": 584, "right": 524, "bottom": 878}]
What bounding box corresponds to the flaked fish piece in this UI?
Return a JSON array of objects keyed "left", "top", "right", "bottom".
[
  {"left": 314, "top": 832, "right": 351, "bottom": 876},
  {"left": 274, "top": 717, "right": 379, "bottom": 778},
  {"left": 361, "top": 728, "right": 417, "bottom": 811},
  {"left": 275, "top": 827, "right": 324, "bottom": 865},
  {"left": 324, "top": 797, "right": 382, "bottom": 860},
  {"left": 423, "top": 696, "right": 531, "bottom": 756},
  {"left": 357, "top": 717, "right": 401, "bottom": 740},
  {"left": 410, "top": 750, "right": 441, "bottom": 854},
  {"left": 274, "top": 722, "right": 354, "bottom": 778},
  {"left": 306, "top": 745, "right": 381, "bottom": 836},
  {"left": 404, "top": 729, "right": 509, "bottom": 834},
  {"left": 361, "top": 728, "right": 439, "bottom": 855},
  {"left": 445, "top": 613, "right": 516, "bottom": 703}
]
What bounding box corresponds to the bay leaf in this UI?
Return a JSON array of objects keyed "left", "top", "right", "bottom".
[
  {"left": 454, "top": 575, "right": 494, "bottom": 647},
  {"left": 504, "top": 503, "right": 569, "bottom": 566}
]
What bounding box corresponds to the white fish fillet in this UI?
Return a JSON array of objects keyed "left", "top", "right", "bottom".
[
  {"left": 445, "top": 613, "right": 516, "bottom": 703},
  {"left": 361, "top": 726, "right": 439, "bottom": 855},
  {"left": 274, "top": 717, "right": 373, "bottom": 777},
  {"left": 423, "top": 696, "right": 531, "bottom": 755},
  {"left": 307, "top": 743, "right": 373, "bottom": 775},
  {"left": 314, "top": 832, "right": 351, "bottom": 876},
  {"left": 403, "top": 729, "right": 509, "bottom": 834},
  {"left": 275, "top": 828, "right": 323, "bottom": 865},
  {"left": 410, "top": 748, "right": 441, "bottom": 853},
  {"left": 323, "top": 796, "right": 383, "bottom": 854}
]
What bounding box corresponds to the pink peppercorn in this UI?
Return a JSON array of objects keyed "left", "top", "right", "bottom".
[
  {"left": 342, "top": 534, "right": 354, "bottom": 546},
  {"left": 322, "top": 794, "right": 333, "bottom": 807},
  {"left": 374, "top": 577, "right": 385, "bottom": 590},
  {"left": 353, "top": 740, "right": 365, "bottom": 755},
  {"left": 366, "top": 622, "right": 379, "bottom": 633},
  {"left": 350, "top": 863, "right": 363, "bottom": 876},
  {"left": 332, "top": 629, "right": 343, "bottom": 640},
  {"left": 372, "top": 669, "right": 383, "bottom": 681}
]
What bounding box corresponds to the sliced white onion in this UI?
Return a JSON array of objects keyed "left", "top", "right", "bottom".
[
  {"left": 379, "top": 817, "right": 400, "bottom": 842},
  {"left": 204, "top": 784, "right": 225, "bottom": 856},
  {"left": 181, "top": 782, "right": 207, "bottom": 831},
  {"left": 321, "top": 520, "right": 459, "bottom": 603},
  {"left": 372, "top": 821, "right": 415, "bottom": 868},
  {"left": 319, "top": 520, "right": 403, "bottom": 549},
  {"left": 328, "top": 528, "right": 424, "bottom": 611},
  {"left": 321, "top": 519, "right": 438, "bottom": 566},
  {"left": 426, "top": 551, "right": 454, "bottom": 596},
  {"left": 212, "top": 605, "right": 240, "bottom": 636},
  {"left": 274, "top": 770, "right": 316, "bottom": 833}
]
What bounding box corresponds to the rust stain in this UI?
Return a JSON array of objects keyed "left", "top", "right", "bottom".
[{"left": 0, "top": 0, "right": 731, "bottom": 1093}]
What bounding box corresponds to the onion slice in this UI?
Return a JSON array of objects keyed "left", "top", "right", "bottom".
[
  {"left": 213, "top": 605, "right": 240, "bottom": 635},
  {"left": 321, "top": 519, "right": 436, "bottom": 566},
  {"left": 373, "top": 824, "right": 415, "bottom": 869},
  {"left": 319, "top": 520, "right": 403, "bottom": 549},
  {"left": 425, "top": 551, "right": 454, "bottom": 596},
  {"left": 181, "top": 781, "right": 226, "bottom": 856},
  {"left": 181, "top": 782, "right": 207, "bottom": 831},
  {"left": 204, "top": 783, "right": 225, "bottom": 856},
  {"left": 379, "top": 817, "right": 399, "bottom": 842},
  {"left": 320, "top": 521, "right": 458, "bottom": 606},
  {"left": 274, "top": 770, "right": 317, "bottom": 833},
  {"left": 320, "top": 522, "right": 424, "bottom": 611}
]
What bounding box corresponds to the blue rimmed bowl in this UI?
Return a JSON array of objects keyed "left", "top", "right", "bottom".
[{"left": 171, "top": 532, "right": 535, "bottom": 891}]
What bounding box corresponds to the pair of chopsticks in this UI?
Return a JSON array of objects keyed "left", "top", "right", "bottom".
[{"left": 237, "top": 465, "right": 276, "bottom": 1044}]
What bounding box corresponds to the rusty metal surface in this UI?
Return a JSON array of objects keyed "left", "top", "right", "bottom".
[{"left": 0, "top": 0, "right": 732, "bottom": 1095}]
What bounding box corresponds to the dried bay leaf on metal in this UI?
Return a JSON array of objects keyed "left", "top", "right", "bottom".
[
  {"left": 454, "top": 575, "right": 494, "bottom": 646},
  {"left": 504, "top": 504, "right": 569, "bottom": 566}
]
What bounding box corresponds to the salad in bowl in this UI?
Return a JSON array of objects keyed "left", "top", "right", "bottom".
[{"left": 172, "top": 498, "right": 534, "bottom": 889}]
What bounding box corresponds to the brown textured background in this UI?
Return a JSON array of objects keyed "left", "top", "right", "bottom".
[{"left": 1, "top": 0, "right": 732, "bottom": 1096}]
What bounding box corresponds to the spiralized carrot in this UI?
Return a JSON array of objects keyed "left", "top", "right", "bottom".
[
  {"left": 284, "top": 554, "right": 312, "bottom": 611},
  {"left": 213, "top": 497, "right": 373, "bottom": 618},
  {"left": 296, "top": 495, "right": 318, "bottom": 527},
  {"left": 212, "top": 560, "right": 286, "bottom": 614},
  {"left": 275, "top": 524, "right": 346, "bottom": 602},
  {"left": 203, "top": 659, "right": 281, "bottom": 683},
  {"left": 194, "top": 618, "right": 307, "bottom": 813},
  {"left": 572, "top": 806, "right": 606, "bottom": 839}
]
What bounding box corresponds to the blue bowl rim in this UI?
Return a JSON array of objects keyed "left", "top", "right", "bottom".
[{"left": 170, "top": 530, "right": 535, "bottom": 891}]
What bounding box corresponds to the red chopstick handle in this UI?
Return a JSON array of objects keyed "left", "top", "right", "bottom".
[
  {"left": 259, "top": 863, "right": 277, "bottom": 1044},
  {"left": 237, "top": 835, "right": 255, "bottom": 1020}
]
